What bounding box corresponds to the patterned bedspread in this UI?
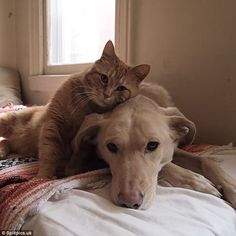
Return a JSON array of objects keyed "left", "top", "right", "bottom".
[{"left": 0, "top": 158, "right": 110, "bottom": 230}]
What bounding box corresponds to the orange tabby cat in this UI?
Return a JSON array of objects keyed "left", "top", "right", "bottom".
[{"left": 0, "top": 41, "right": 150, "bottom": 178}]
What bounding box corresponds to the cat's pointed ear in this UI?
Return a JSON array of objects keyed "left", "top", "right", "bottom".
[
  {"left": 102, "top": 40, "right": 116, "bottom": 58},
  {"left": 131, "top": 64, "right": 150, "bottom": 82}
]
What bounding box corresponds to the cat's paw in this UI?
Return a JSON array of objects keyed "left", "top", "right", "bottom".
[
  {"left": 0, "top": 150, "right": 8, "bottom": 159},
  {"left": 0, "top": 141, "right": 10, "bottom": 159}
]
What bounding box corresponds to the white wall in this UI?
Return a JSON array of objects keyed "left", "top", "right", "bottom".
[
  {"left": 0, "top": 0, "right": 16, "bottom": 68},
  {"left": 129, "top": 0, "right": 236, "bottom": 145}
]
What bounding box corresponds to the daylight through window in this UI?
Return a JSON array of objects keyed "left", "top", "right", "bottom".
[{"left": 47, "top": 0, "right": 115, "bottom": 65}]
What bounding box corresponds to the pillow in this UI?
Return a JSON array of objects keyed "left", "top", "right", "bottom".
[{"left": 0, "top": 67, "right": 23, "bottom": 106}]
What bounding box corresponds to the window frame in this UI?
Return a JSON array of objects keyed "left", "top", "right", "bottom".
[{"left": 29, "top": 0, "right": 132, "bottom": 78}]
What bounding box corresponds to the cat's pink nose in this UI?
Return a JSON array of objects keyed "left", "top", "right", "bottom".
[{"left": 118, "top": 190, "right": 143, "bottom": 209}]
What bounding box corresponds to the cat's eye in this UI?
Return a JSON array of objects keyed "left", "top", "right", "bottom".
[
  {"left": 116, "top": 85, "right": 127, "bottom": 91},
  {"left": 107, "top": 142, "right": 118, "bottom": 153},
  {"left": 146, "top": 141, "right": 159, "bottom": 152},
  {"left": 101, "top": 74, "right": 108, "bottom": 84}
]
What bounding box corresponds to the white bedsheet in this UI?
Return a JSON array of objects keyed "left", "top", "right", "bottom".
[{"left": 23, "top": 148, "right": 236, "bottom": 236}]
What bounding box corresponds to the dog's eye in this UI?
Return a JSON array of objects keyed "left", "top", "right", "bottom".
[
  {"left": 101, "top": 74, "right": 108, "bottom": 84},
  {"left": 146, "top": 141, "right": 159, "bottom": 152},
  {"left": 106, "top": 142, "right": 118, "bottom": 153},
  {"left": 116, "top": 85, "right": 127, "bottom": 91}
]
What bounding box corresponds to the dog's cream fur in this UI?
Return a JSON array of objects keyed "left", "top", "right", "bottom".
[{"left": 72, "top": 82, "right": 236, "bottom": 209}]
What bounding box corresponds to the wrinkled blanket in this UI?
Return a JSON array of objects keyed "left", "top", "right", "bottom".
[
  {"left": 0, "top": 158, "right": 110, "bottom": 230},
  {"left": 0, "top": 143, "right": 227, "bottom": 230}
]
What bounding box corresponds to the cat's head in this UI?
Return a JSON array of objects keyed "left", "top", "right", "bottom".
[{"left": 83, "top": 41, "right": 150, "bottom": 109}]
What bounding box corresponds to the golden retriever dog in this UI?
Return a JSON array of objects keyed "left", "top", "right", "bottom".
[{"left": 70, "top": 83, "right": 236, "bottom": 210}]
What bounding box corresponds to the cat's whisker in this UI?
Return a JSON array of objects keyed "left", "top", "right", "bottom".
[
  {"left": 73, "top": 97, "right": 90, "bottom": 108},
  {"left": 79, "top": 92, "right": 97, "bottom": 96},
  {"left": 71, "top": 96, "right": 84, "bottom": 105},
  {"left": 74, "top": 92, "right": 99, "bottom": 106},
  {"left": 71, "top": 95, "right": 93, "bottom": 115},
  {"left": 72, "top": 90, "right": 98, "bottom": 98},
  {"left": 71, "top": 96, "right": 91, "bottom": 108},
  {"left": 78, "top": 97, "right": 91, "bottom": 106}
]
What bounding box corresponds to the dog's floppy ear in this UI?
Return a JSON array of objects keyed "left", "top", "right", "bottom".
[
  {"left": 162, "top": 107, "right": 196, "bottom": 146},
  {"left": 169, "top": 116, "right": 196, "bottom": 146},
  {"left": 72, "top": 113, "right": 108, "bottom": 153}
]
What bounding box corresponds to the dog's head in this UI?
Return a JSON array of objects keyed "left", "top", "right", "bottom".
[{"left": 73, "top": 95, "right": 196, "bottom": 209}]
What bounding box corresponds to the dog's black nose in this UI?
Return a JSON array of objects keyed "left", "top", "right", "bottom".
[{"left": 118, "top": 191, "right": 144, "bottom": 209}]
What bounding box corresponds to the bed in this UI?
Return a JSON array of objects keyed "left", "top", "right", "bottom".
[
  {"left": 0, "top": 67, "right": 235, "bottom": 235},
  {"left": 22, "top": 145, "right": 236, "bottom": 236}
]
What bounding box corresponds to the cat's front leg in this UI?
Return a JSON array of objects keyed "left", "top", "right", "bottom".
[
  {"left": 37, "top": 121, "right": 65, "bottom": 178},
  {"left": 0, "top": 138, "right": 11, "bottom": 159}
]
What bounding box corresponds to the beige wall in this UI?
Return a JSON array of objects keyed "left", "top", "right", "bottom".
[
  {"left": 130, "top": 0, "right": 236, "bottom": 145},
  {"left": 0, "top": 0, "right": 16, "bottom": 68}
]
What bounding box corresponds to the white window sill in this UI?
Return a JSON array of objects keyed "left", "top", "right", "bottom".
[{"left": 29, "top": 75, "right": 70, "bottom": 92}]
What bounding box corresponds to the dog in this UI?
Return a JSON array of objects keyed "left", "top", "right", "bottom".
[
  {"left": 0, "top": 82, "right": 235, "bottom": 210},
  {"left": 69, "top": 83, "right": 236, "bottom": 210}
]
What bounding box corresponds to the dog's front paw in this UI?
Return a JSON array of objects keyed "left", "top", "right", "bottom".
[
  {"left": 159, "top": 165, "right": 222, "bottom": 197},
  {"left": 219, "top": 182, "right": 236, "bottom": 209},
  {"left": 183, "top": 171, "right": 222, "bottom": 197}
]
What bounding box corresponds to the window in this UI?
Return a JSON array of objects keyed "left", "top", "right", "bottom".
[
  {"left": 43, "top": 0, "right": 130, "bottom": 74},
  {"left": 28, "top": 0, "right": 131, "bottom": 91},
  {"left": 47, "top": 0, "right": 115, "bottom": 65}
]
